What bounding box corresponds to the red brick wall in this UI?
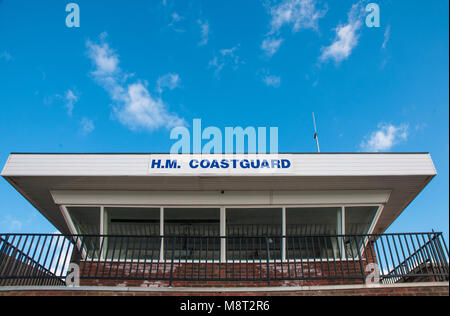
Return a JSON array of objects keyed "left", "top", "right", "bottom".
[
  {"left": 75, "top": 241, "right": 381, "bottom": 287},
  {"left": 78, "top": 261, "right": 367, "bottom": 287}
]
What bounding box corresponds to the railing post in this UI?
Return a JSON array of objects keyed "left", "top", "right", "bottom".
[
  {"left": 354, "top": 236, "right": 366, "bottom": 284},
  {"left": 169, "top": 237, "right": 176, "bottom": 287},
  {"left": 265, "top": 237, "right": 271, "bottom": 286}
]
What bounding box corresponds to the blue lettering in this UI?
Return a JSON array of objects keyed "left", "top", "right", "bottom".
[
  {"left": 200, "top": 160, "right": 211, "bottom": 168},
  {"left": 165, "top": 160, "right": 178, "bottom": 169},
  {"left": 281, "top": 159, "right": 291, "bottom": 169},
  {"left": 261, "top": 160, "right": 270, "bottom": 168},
  {"left": 210, "top": 160, "right": 220, "bottom": 168},
  {"left": 240, "top": 159, "right": 250, "bottom": 169},
  {"left": 220, "top": 159, "right": 230, "bottom": 168},
  {"left": 250, "top": 160, "right": 261, "bottom": 168},
  {"left": 189, "top": 159, "right": 199, "bottom": 168},
  {"left": 271, "top": 160, "right": 281, "bottom": 168},
  {"left": 151, "top": 160, "right": 162, "bottom": 169}
]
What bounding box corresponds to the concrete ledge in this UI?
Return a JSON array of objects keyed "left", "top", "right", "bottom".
[{"left": 0, "top": 282, "right": 448, "bottom": 293}]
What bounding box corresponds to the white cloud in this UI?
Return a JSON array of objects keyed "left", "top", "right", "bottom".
[
  {"left": 169, "top": 12, "right": 182, "bottom": 25},
  {"left": 0, "top": 215, "right": 23, "bottom": 232},
  {"left": 86, "top": 36, "right": 185, "bottom": 131},
  {"left": 87, "top": 40, "right": 119, "bottom": 75},
  {"left": 261, "top": 38, "right": 284, "bottom": 57},
  {"left": 9, "top": 220, "right": 22, "bottom": 231},
  {"left": 157, "top": 73, "right": 181, "bottom": 94},
  {"left": 209, "top": 46, "right": 242, "bottom": 76},
  {"left": 114, "top": 83, "right": 185, "bottom": 130},
  {"left": 262, "top": 0, "right": 326, "bottom": 57},
  {"left": 0, "top": 51, "right": 12, "bottom": 61},
  {"left": 268, "top": 0, "right": 325, "bottom": 33},
  {"left": 382, "top": 24, "right": 391, "bottom": 50},
  {"left": 198, "top": 20, "right": 210, "bottom": 46},
  {"left": 168, "top": 12, "right": 186, "bottom": 33},
  {"left": 360, "top": 123, "right": 409, "bottom": 152},
  {"left": 262, "top": 74, "right": 281, "bottom": 88},
  {"left": 320, "top": 3, "right": 364, "bottom": 63},
  {"left": 64, "top": 90, "right": 79, "bottom": 116},
  {"left": 80, "top": 118, "right": 95, "bottom": 135}
]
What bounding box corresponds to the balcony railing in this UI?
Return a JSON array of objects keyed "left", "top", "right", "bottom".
[{"left": 0, "top": 233, "right": 448, "bottom": 287}]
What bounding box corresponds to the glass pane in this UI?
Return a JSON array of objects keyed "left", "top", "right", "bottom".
[
  {"left": 345, "top": 206, "right": 379, "bottom": 235},
  {"left": 105, "top": 207, "right": 160, "bottom": 235},
  {"left": 344, "top": 206, "right": 379, "bottom": 259},
  {"left": 164, "top": 208, "right": 220, "bottom": 260},
  {"left": 67, "top": 207, "right": 100, "bottom": 235},
  {"left": 67, "top": 207, "right": 100, "bottom": 259},
  {"left": 226, "top": 208, "right": 282, "bottom": 260},
  {"left": 104, "top": 207, "right": 161, "bottom": 260},
  {"left": 286, "top": 207, "right": 340, "bottom": 259}
]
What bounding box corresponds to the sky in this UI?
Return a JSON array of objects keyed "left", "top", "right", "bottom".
[{"left": 0, "top": 0, "right": 448, "bottom": 240}]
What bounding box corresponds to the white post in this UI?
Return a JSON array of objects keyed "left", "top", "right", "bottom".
[
  {"left": 160, "top": 207, "right": 165, "bottom": 262},
  {"left": 100, "top": 206, "right": 105, "bottom": 260},
  {"left": 220, "top": 207, "right": 226, "bottom": 263},
  {"left": 282, "top": 207, "right": 286, "bottom": 262},
  {"left": 340, "top": 207, "right": 346, "bottom": 259}
]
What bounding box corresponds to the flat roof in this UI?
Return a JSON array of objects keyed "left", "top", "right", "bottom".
[{"left": 1, "top": 153, "right": 437, "bottom": 235}]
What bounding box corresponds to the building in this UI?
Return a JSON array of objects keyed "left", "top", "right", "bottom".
[{"left": 0, "top": 153, "right": 448, "bottom": 296}]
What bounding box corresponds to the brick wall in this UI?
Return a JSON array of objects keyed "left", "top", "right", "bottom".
[
  {"left": 78, "top": 261, "right": 367, "bottom": 287},
  {"left": 74, "top": 241, "right": 383, "bottom": 288}
]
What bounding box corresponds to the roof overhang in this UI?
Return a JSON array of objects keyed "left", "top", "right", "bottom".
[{"left": 1, "top": 153, "right": 437, "bottom": 235}]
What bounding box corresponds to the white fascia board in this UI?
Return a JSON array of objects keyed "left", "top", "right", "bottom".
[{"left": 2, "top": 153, "right": 437, "bottom": 177}]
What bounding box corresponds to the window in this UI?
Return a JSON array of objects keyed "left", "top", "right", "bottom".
[
  {"left": 66, "top": 207, "right": 100, "bottom": 258},
  {"left": 345, "top": 206, "right": 379, "bottom": 235},
  {"left": 344, "top": 206, "right": 379, "bottom": 258},
  {"left": 226, "top": 208, "right": 282, "bottom": 260},
  {"left": 104, "top": 207, "right": 161, "bottom": 260},
  {"left": 67, "top": 207, "right": 100, "bottom": 235},
  {"left": 164, "top": 208, "right": 220, "bottom": 260},
  {"left": 105, "top": 207, "right": 160, "bottom": 235},
  {"left": 286, "top": 207, "right": 340, "bottom": 259},
  {"left": 65, "top": 204, "right": 381, "bottom": 262}
]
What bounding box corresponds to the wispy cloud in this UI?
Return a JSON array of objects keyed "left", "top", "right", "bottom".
[
  {"left": 0, "top": 215, "right": 23, "bottom": 232},
  {"left": 262, "top": 70, "right": 281, "bottom": 88},
  {"left": 86, "top": 34, "right": 185, "bottom": 131},
  {"left": 0, "top": 51, "right": 12, "bottom": 62},
  {"left": 382, "top": 24, "right": 391, "bottom": 50},
  {"left": 80, "top": 118, "right": 95, "bottom": 135},
  {"left": 319, "top": 2, "right": 364, "bottom": 64},
  {"left": 268, "top": 0, "right": 325, "bottom": 33},
  {"left": 64, "top": 89, "right": 79, "bottom": 116},
  {"left": 168, "top": 12, "right": 186, "bottom": 33},
  {"left": 262, "top": 0, "right": 326, "bottom": 57},
  {"left": 209, "top": 46, "right": 243, "bottom": 76},
  {"left": 198, "top": 20, "right": 210, "bottom": 46},
  {"left": 360, "top": 123, "right": 409, "bottom": 152},
  {"left": 261, "top": 38, "right": 284, "bottom": 57},
  {"left": 157, "top": 73, "right": 181, "bottom": 94}
]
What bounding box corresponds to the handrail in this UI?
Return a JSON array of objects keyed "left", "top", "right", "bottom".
[{"left": 0, "top": 233, "right": 448, "bottom": 287}]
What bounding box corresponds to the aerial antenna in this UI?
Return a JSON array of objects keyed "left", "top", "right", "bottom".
[{"left": 312, "top": 112, "right": 321, "bottom": 153}]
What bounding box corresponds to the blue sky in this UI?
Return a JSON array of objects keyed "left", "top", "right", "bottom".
[{"left": 0, "top": 0, "right": 448, "bottom": 239}]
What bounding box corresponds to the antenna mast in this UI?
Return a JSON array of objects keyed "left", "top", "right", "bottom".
[{"left": 312, "top": 112, "right": 321, "bottom": 153}]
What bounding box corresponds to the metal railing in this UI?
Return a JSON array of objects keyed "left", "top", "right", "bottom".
[{"left": 0, "top": 232, "right": 448, "bottom": 287}]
